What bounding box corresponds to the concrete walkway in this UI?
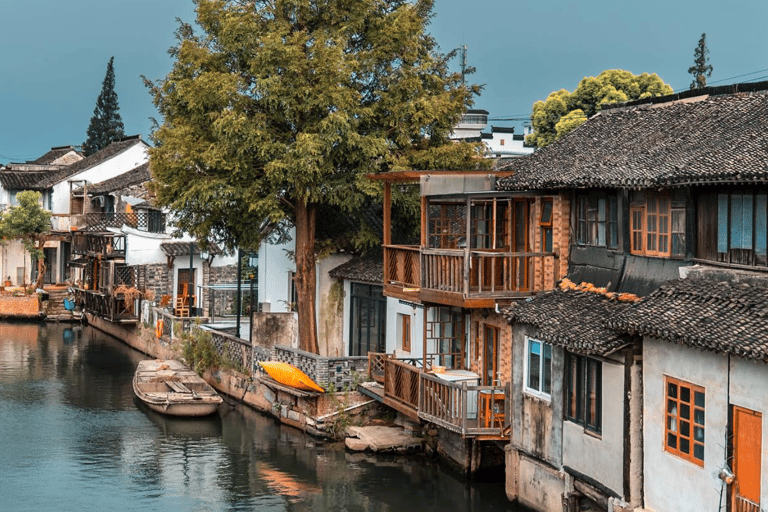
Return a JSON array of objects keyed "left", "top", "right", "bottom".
[{"left": 345, "top": 426, "right": 423, "bottom": 454}]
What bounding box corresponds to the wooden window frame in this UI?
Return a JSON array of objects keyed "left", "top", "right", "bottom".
[
  {"left": 524, "top": 336, "right": 552, "bottom": 400},
  {"left": 565, "top": 353, "right": 602, "bottom": 434},
  {"left": 664, "top": 376, "right": 705, "bottom": 466},
  {"left": 540, "top": 198, "right": 554, "bottom": 253},
  {"left": 576, "top": 193, "right": 618, "bottom": 248},
  {"left": 631, "top": 192, "right": 684, "bottom": 258},
  {"left": 401, "top": 314, "right": 411, "bottom": 353}
]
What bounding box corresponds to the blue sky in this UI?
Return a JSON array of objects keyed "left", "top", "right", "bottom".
[{"left": 1, "top": 0, "right": 767, "bottom": 163}]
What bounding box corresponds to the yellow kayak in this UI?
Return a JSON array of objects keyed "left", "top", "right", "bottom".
[{"left": 259, "top": 361, "right": 325, "bottom": 393}]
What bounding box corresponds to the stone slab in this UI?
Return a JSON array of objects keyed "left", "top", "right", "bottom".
[{"left": 346, "top": 426, "right": 423, "bottom": 453}]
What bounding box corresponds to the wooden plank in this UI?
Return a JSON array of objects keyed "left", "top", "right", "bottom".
[{"left": 166, "top": 380, "right": 192, "bottom": 393}]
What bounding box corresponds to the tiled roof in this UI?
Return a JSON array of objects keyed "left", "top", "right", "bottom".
[
  {"left": 497, "top": 85, "right": 768, "bottom": 190},
  {"left": 86, "top": 162, "right": 151, "bottom": 195},
  {"left": 606, "top": 277, "right": 768, "bottom": 362},
  {"left": 0, "top": 171, "right": 52, "bottom": 191},
  {"left": 160, "top": 242, "right": 223, "bottom": 257},
  {"left": 329, "top": 251, "right": 383, "bottom": 284},
  {"left": 36, "top": 136, "right": 146, "bottom": 188},
  {"left": 28, "top": 146, "right": 82, "bottom": 165},
  {"left": 503, "top": 287, "right": 633, "bottom": 356}
]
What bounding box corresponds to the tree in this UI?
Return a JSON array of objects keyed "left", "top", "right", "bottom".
[
  {"left": 526, "top": 70, "right": 674, "bottom": 148},
  {"left": 688, "top": 33, "right": 713, "bottom": 90},
  {"left": 0, "top": 191, "right": 52, "bottom": 290},
  {"left": 83, "top": 56, "right": 125, "bottom": 156},
  {"left": 146, "top": 0, "right": 478, "bottom": 354}
]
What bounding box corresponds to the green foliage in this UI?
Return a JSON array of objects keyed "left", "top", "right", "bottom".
[
  {"left": 83, "top": 57, "right": 125, "bottom": 156},
  {"left": 527, "top": 69, "right": 674, "bottom": 148},
  {"left": 0, "top": 191, "right": 51, "bottom": 260},
  {"left": 145, "top": 0, "right": 478, "bottom": 254},
  {"left": 688, "top": 33, "right": 713, "bottom": 90},
  {"left": 180, "top": 324, "right": 221, "bottom": 375}
]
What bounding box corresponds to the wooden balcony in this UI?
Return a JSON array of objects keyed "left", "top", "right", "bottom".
[
  {"left": 419, "top": 373, "right": 509, "bottom": 439},
  {"left": 74, "top": 288, "right": 140, "bottom": 323},
  {"left": 370, "top": 354, "right": 509, "bottom": 439},
  {"left": 383, "top": 245, "right": 558, "bottom": 308},
  {"left": 72, "top": 232, "right": 126, "bottom": 257},
  {"left": 83, "top": 212, "right": 166, "bottom": 233}
]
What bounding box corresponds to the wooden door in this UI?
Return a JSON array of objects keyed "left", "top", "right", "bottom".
[
  {"left": 482, "top": 324, "right": 499, "bottom": 386},
  {"left": 733, "top": 406, "right": 762, "bottom": 512}
]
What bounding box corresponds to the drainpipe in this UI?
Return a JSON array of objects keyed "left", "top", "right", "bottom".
[{"left": 629, "top": 352, "right": 643, "bottom": 509}]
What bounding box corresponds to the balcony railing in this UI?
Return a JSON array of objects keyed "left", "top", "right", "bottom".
[
  {"left": 377, "top": 355, "right": 510, "bottom": 438},
  {"left": 75, "top": 288, "right": 140, "bottom": 323},
  {"left": 384, "top": 245, "right": 558, "bottom": 300},
  {"left": 84, "top": 212, "right": 166, "bottom": 233},
  {"left": 72, "top": 232, "right": 126, "bottom": 256},
  {"left": 419, "top": 373, "right": 509, "bottom": 438},
  {"left": 384, "top": 245, "right": 420, "bottom": 288}
]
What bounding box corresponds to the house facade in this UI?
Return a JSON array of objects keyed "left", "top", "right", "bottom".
[{"left": 493, "top": 82, "right": 768, "bottom": 511}]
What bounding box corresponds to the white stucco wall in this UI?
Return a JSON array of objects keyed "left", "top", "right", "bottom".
[
  {"left": 124, "top": 228, "right": 170, "bottom": 266},
  {"left": 50, "top": 142, "right": 149, "bottom": 215},
  {"left": 316, "top": 253, "right": 351, "bottom": 357},
  {"left": 385, "top": 298, "right": 424, "bottom": 360},
  {"left": 562, "top": 357, "right": 625, "bottom": 496},
  {"left": 257, "top": 228, "right": 295, "bottom": 313},
  {"left": 1, "top": 241, "right": 30, "bottom": 286},
  {"left": 643, "top": 338, "right": 730, "bottom": 512}
]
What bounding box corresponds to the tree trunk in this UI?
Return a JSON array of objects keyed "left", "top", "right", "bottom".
[{"left": 294, "top": 201, "right": 319, "bottom": 354}]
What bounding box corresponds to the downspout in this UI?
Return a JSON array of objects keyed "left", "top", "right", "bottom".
[{"left": 628, "top": 347, "right": 643, "bottom": 509}]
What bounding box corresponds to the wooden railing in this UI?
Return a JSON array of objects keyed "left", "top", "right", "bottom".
[
  {"left": 384, "top": 245, "right": 420, "bottom": 288},
  {"left": 368, "top": 352, "right": 387, "bottom": 384},
  {"left": 75, "top": 288, "right": 139, "bottom": 323},
  {"left": 84, "top": 212, "right": 166, "bottom": 233},
  {"left": 72, "top": 232, "right": 126, "bottom": 256},
  {"left": 733, "top": 495, "right": 760, "bottom": 512},
  {"left": 419, "top": 373, "right": 509, "bottom": 437},
  {"left": 383, "top": 358, "right": 421, "bottom": 410},
  {"left": 421, "top": 248, "right": 558, "bottom": 297}
]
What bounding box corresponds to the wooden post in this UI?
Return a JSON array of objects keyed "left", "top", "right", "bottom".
[{"left": 383, "top": 182, "right": 391, "bottom": 285}]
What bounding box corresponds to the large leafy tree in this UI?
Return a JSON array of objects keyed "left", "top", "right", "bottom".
[
  {"left": 0, "top": 191, "right": 52, "bottom": 290},
  {"left": 526, "top": 69, "right": 673, "bottom": 148},
  {"left": 688, "top": 33, "right": 713, "bottom": 90},
  {"left": 83, "top": 56, "right": 125, "bottom": 156},
  {"left": 146, "top": 0, "right": 479, "bottom": 354}
]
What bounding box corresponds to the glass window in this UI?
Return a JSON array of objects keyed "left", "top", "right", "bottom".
[
  {"left": 630, "top": 191, "right": 685, "bottom": 257},
  {"left": 664, "top": 376, "right": 705, "bottom": 466},
  {"left": 525, "top": 337, "right": 552, "bottom": 400},
  {"left": 576, "top": 193, "right": 618, "bottom": 248},
  {"left": 540, "top": 198, "right": 553, "bottom": 253},
  {"left": 566, "top": 352, "right": 602, "bottom": 434}
]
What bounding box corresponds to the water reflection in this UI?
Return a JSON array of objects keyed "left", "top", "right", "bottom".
[{"left": 0, "top": 322, "right": 525, "bottom": 512}]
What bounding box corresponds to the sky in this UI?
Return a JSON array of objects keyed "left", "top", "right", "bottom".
[{"left": 1, "top": 0, "right": 767, "bottom": 164}]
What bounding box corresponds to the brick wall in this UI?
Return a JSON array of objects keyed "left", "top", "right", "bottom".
[
  {"left": 145, "top": 263, "right": 171, "bottom": 303},
  {"left": 0, "top": 295, "right": 40, "bottom": 317},
  {"left": 202, "top": 264, "right": 238, "bottom": 316},
  {"left": 531, "top": 194, "right": 570, "bottom": 293},
  {"left": 468, "top": 310, "right": 512, "bottom": 386}
]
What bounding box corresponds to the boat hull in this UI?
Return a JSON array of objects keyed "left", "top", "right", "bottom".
[{"left": 133, "top": 359, "right": 223, "bottom": 417}]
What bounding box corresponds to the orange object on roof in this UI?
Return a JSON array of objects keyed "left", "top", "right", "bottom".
[{"left": 259, "top": 361, "right": 325, "bottom": 393}]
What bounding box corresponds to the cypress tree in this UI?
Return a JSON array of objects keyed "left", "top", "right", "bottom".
[
  {"left": 83, "top": 56, "right": 125, "bottom": 156},
  {"left": 688, "top": 33, "right": 713, "bottom": 90}
]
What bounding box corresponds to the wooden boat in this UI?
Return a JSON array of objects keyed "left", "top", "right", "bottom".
[
  {"left": 259, "top": 361, "right": 325, "bottom": 393},
  {"left": 133, "top": 359, "right": 223, "bottom": 416}
]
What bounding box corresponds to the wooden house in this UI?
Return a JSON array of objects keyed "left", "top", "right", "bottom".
[
  {"left": 608, "top": 270, "right": 768, "bottom": 512},
  {"left": 369, "top": 169, "right": 570, "bottom": 471},
  {"left": 494, "top": 82, "right": 768, "bottom": 511}
]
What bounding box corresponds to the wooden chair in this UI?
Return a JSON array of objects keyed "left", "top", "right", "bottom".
[{"left": 174, "top": 296, "right": 190, "bottom": 317}]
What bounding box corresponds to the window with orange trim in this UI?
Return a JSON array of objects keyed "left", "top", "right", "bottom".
[
  {"left": 630, "top": 191, "right": 685, "bottom": 257},
  {"left": 664, "top": 376, "right": 705, "bottom": 466}
]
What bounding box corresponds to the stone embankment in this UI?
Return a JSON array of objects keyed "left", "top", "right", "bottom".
[{"left": 86, "top": 313, "right": 421, "bottom": 452}]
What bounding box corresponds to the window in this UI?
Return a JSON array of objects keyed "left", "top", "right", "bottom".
[
  {"left": 566, "top": 353, "right": 602, "bottom": 434},
  {"left": 426, "top": 307, "right": 465, "bottom": 369},
  {"left": 429, "top": 202, "right": 466, "bottom": 248},
  {"left": 349, "top": 283, "right": 386, "bottom": 356},
  {"left": 664, "top": 376, "right": 705, "bottom": 466},
  {"left": 630, "top": 191, "right": 686, "bottom": 257},
  {"left": 525, "top": 337, "right": 552, "bottom": 399},
  {"left": 576, "top": 193, "right": 618, "bottom": 248},
  {"left": 717, "top": 192, "right": 768, "bottom": 266},
  {"left": 399, "top": 314, "right": 411, "bottom": 353},
  {"left": 540, "top": 198, "right": 553, "bottom": 252}
]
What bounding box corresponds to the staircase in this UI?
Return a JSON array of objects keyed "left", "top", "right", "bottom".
[{"left": 44, "top": 288, "right": 80, "bottom": 322}]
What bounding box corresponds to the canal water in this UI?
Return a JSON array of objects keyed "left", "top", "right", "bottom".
[{"left": 0, "top": 322, "right": 527, "bottom": 512}]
